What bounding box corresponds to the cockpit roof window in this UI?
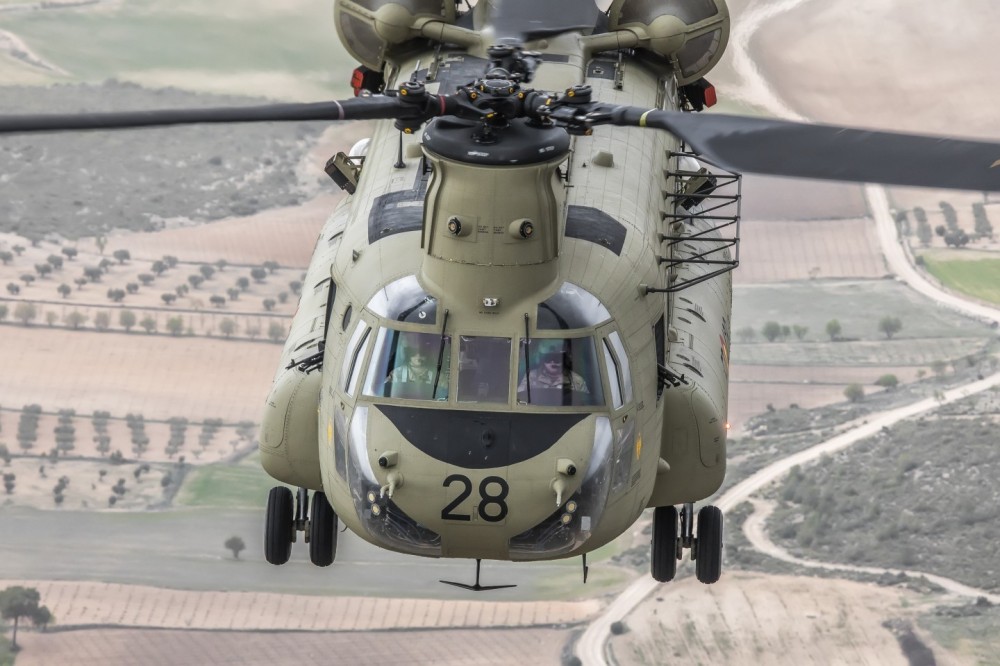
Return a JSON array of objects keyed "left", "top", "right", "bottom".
[
  {"left": 366, "top": 275, "right": 437, "bottom": 325},
  {"left": 537, "top": 282, "right": 611, "bottom": 330}
]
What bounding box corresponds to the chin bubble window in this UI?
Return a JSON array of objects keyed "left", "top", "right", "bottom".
[{"left": 516, "top": 337, "right": 604, "bottom": 407}]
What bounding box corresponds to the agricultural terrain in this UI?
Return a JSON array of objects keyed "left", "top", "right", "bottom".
[{"left": 3, "top": 0, "right": 1000, "bottom": 665}]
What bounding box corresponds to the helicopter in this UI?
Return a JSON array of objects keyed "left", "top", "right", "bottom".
[{"left": 4, "top": 0, "right": 1000, "bottom": 591}]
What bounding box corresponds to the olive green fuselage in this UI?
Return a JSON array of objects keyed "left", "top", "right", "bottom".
[{"left": 260, "top": 31, "right": 732, "bottom": 562}]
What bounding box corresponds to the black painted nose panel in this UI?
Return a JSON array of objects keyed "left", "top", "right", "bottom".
[{"left": 376, "top": 405, "right": 587, "bottom": 469}]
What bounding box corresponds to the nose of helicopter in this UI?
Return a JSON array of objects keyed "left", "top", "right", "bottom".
[{"left": 359, "top": 404, "right": 608, "bottom": 559}]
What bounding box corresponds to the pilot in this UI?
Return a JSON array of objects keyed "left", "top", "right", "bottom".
[
  {"left": 388, "top": 345, "right": 435, "bottom": 384},
  {"left": 519, "top": 349, "right": 588, "bottom": 393},
  {"left": 386, "top": 343, "right": 448, "bottom": 399}
]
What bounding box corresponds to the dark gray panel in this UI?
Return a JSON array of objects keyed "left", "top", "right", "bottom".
[
  {"left": 368, "top": 189, "right": 424, "bottom": 243},
  {"left": 566, "top": 205, "right": 627, "bottom": 256},
  {"left": 367, "top": 165, "right": 429, "bottom": 243},
  {"left": 377, "top": 405, "right": 587, "bottom": 469}
]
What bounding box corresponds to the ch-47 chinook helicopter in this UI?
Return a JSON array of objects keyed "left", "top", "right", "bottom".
[{"left": 4, "top": 0, "right": 1000, "bottom": 590}]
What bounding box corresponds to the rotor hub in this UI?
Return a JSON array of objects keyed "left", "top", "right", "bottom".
[{"left": 422, "top": 117, "right": 569, "bottom": 166}]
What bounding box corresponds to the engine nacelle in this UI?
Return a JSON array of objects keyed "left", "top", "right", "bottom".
[
  {"left": 607, "top": 0, "right": 730, "bottom": 84},
  {"left": 334, "top": 0, "right": 461, "bottom": 70},
  {"left": 259, "top": 366, "right": 323, "bottom": 490}
]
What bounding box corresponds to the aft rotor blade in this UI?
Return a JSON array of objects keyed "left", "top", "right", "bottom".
[
  {"left": 0, "top": 97, "right": 416, "bottom": 134},
  {"left": 612, "top": 107, "right": 1000, "bottom": 192},
  {"left": 490, "top": 0, "right": 601, "bottom": 41}
]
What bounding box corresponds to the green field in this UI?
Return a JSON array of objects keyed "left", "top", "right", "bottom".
[
  {"left": 922, "top": 257, "right": 1000, "bottom": 306},
  {"left": 731, "top": 278, "right": 995, "bottom": 366},
  {"left": 0, "top": 626, "right": 11, "bottom": 666},
  {"left": 919, "top": 603, "right": 1000, "bottom": 665},
  {"left": 174, "top": 455, "right": 280, "bottom": 509}
]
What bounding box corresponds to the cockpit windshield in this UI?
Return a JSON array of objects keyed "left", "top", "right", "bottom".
[
  {"left": 363, "top": 329, "right": 450, "bottom": 400},
  {"left": 517, "top": 337, "right": 604, "bottom": 407},
  {"left": 360, "top": 327, "right": 606, "bottom": 408},
  {"left": 457, "top": 336, "right": 511, "bottom": 404}
]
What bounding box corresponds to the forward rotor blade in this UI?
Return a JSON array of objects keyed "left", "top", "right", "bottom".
[
  {"left": 612, "top": 107, "right": 1000, "bottom": 192},
  {"left": 0, "top": 97, "right": 411, "bottom": 134}
]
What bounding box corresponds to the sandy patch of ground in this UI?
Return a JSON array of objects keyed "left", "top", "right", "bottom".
[
  {"left": 90, "top": 195, "right": 340, "bottom": 269},
  {"left": 728, "top": 383, "right": 850, "bottom": 436},
  {"left": 0, "top": 325, "right": 280, "bottom": 422},
  {"left": 14, "top": 626, "right": 570, "bottom": 666},
  {"left": 736, "top": 217, "right": 885, "bottom": 283},
  {"left": 0, "top": 579, "right": 599, "bottom": 631},
  {"left": 613, "top": 572, "right": 940, "bottom": 666},
  {"left": 739, "top": 173, "right": 869, "bottom": 222},
  {"left": 727, "top": 364, "right": 924, "bottom": 434}
]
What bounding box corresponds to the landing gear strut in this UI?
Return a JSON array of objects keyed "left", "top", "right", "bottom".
[
  {"left": 650, "top": 502, "right": 724, "bottom": 584},
  {"left": 264, "top": 486, "right": 339, "bottom": 566}
]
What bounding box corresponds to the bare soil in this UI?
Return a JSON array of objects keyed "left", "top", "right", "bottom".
[
  {"left": 0, "top": 578, "right": 598, "bottom": 631},
  {"left": 728, "top": 362, "right": 924, "bottom": 434},
  {"left": 0, "top": 325, "right": 279, "bottom": 422},
  {"left": 615, "top": 572, "right": 947, "bottom": 666},
  {"left": 13, "top": 626, "right": 571, "bottom": 666},
  {"left": 736, "top": 217, "right": 885, "bottom": 283}
]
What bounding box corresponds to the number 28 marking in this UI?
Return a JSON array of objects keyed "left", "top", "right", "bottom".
[{"left": 441, "top": 474, "right": 509, "bottom": 522}]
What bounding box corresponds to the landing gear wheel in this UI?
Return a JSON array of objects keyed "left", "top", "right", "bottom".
[
  {"left": 309, "top": 491, "right": 338, "bottom": 567},
  {"left": 265, "top": 486, "right": 294, "bottom": 565},
  {"left": 651, "top": 506, "right": 679, "bottom": 582},
  {"left": 695, "top": 505, "right": 724, "bottom": 584}
]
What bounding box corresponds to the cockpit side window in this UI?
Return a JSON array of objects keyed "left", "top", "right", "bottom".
[
  {"left": 321, "top": 277, "right": 336, "bottom": 339},
  {"left": 607, "top": 331, "right": 633, "bottom": 404},
  {"left": 363, "top": 328, "right": 450, "bottom": 401},
  {"left": 517, "top": 337, "right": 605, "bottom": 407},
  {"left": 341, "top": 323, "right": 371, "bottom": 394},
  {"left": 654, "top": 314, "right": 665, "bottom": 400},
  {"left": 603, "top": 339, "right": 624, "bottom": 409},
  {"left": 457, "top": 336, "right": 511, "bottom": 404}
]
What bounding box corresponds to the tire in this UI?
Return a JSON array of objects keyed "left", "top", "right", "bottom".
[
  {"left": 309, "top": 491, "right": 338, "bottom": 567},
  {"left": 651, "top": 505, "right": 679, "bottom": 582},
  {"left": 695, "top": 505, "right": 724, "bottom": 584},
  {"left": 265, "top": 486, "right": 294, "bottom": 565}
]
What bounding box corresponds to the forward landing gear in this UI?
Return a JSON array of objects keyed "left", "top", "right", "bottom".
[
  {"left": 650, "top": 503, "right": 724, "bottom": 584},
  {"left": 264, "top": 486, "right": 339, "bottom": 566},
  {"left": 694, "top": 505, "right": 723, "bottom": 584},
  {"left": 309, "top": 491, "right": 338, "bottom": 567},
  {"left": 265, "top": 486, "right": 293, "bottom": 565},
  {"left": 651, "top": 506, "right": 679, "bottom": 582}
]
